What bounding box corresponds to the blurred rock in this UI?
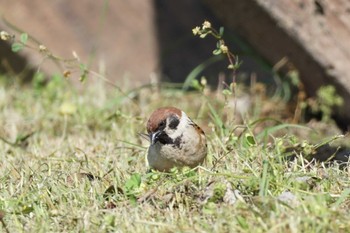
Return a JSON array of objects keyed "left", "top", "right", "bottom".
[
  {"left": 0, "top": 0, "right": 158, "bottom": 84},
  {"left": 203, "top": 0, "right": 350, "bottom": 130}
]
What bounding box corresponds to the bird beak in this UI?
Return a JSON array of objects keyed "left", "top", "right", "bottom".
[{"left": 149, "top": 131, "right": 161, "bottom": 145}]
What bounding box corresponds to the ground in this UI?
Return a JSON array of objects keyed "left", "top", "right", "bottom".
[{"left": 0, "top": 74, "right": 350, "bottom": 232}]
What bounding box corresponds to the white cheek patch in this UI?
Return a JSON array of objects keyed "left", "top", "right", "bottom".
[{"left": 167, "top": 111, "right": 189, "bottom": 139}]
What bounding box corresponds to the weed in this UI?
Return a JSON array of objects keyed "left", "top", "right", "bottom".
[{"left": 309, "top": 85, "right": 344, "bottom": 122}]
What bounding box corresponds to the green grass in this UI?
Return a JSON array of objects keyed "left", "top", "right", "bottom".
[{"left": 0, "top": 75, "right": 350, "bottom": 232}]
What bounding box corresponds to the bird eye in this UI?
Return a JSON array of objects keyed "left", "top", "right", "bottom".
[{"left": 158, "top": 121, "right": 165, "bottom": 128}]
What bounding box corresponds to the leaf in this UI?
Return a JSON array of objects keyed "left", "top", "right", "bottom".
[
  {"left": 222, "top": 89, "right": 232, "bottom": 96},
  {"left": 124, "top": 173, "right": 141, "bottom": 205},
  {"left": 79, "top": 63, "right": 88, "bottom": 82},
  {"left": 20, "top": 204, "right": 34, "bottom": 215},
  {"left": 228, "top": 60, "right": 243, "bottom": 70},
  {"left": 332, "top": 188, "right": 350, "bottom": 208},
  {"left": 212, "top": 49, "right": 222, "bottom": 55},
  {"left": 20, "top": 33, "right": 28, "bottom": 44},
  {"left": 199, "top": 33, "right": 208, "bottom": 38},
  {"left": 79, "top": 63, "right": 87, "bottom": 71},
  {"left": 287, "top": 70, "right": 300, "bottom": 86},
  {"left": 259, "top": 160, "right": 269, "bottom": 197},
  {"left": 11, "top": 43, "right": 24, "bottom": 52},
  {"left": 314, "top": 134, "right": 344, "bottom": 150},
  {"left": 245, "top": 134, "right": 256, "bottom": 146},
  {"left": 236, "top": 215, "right": 249, "bottom": 229},
  {"left": 191, "top": 79, "right": 201, "bottom": 90},
  {"left": 79, "top": 74, "right": 87, "bottom": 82},
  {"left": 32, "top": 72, "right": 46, "bottom": 90},
  {"left": 124, "top": 173, "right": 141, "bottom": 194},
  {"left": 219, "top": 27, "right": 224, "bottom": 37}
]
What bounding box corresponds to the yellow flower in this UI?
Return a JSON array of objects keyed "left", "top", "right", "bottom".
[
  {"left": 39, "top": 45, "right": 48, "bottom": 52},
  {"left": 220, "top": 44, "right": 228, "bottom": 54},
  {"left": 202, "top": 20, "right": 211, "bottom": 29},
  {"left": 200, "top": 76, "right": 207, "bottom": 86},
  {"left": 0, "top": 31, "right": 11, "bottom": 41},
  {"left": 63, "top": 70, "right": 71, "bottom": 78},
  {"left": 192, "top": 26, "right": 201, "bottom": 35},
  {"left": 59, "top": 102, "right": 77, "bottom": 115}
]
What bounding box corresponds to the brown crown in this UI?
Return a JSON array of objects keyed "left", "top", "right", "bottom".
[{"left": 147, "top": 107, "right": 182, "bottom": 133}]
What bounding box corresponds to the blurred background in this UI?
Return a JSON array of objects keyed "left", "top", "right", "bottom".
[{"left": 1, "top": 0, "right": 350, "bottom": 128}]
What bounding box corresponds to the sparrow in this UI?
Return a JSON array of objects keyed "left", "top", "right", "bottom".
[{"left": 146, "top": 106, "right": 207, "bottom": 171}]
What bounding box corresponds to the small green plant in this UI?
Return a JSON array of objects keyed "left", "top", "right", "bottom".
[
  {"left": 124, "top": 173, "right": 142, "bottom": 204},
  {"left": 1, "top": 29, "right": 86, "bottom": 82},
  {"left": 192, "top": 21, "right": 241, "bottom": 72},
  {"left": 309, "top": 85, "right": 344, "bottom": 122},
  {"left": 0, "top": 24, "right": 121, "bottom": 92},
  {"left": 192, "top": 20, "right": 241, "bottom": 96}
]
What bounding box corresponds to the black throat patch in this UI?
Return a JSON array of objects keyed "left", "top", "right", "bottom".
[{"left": 156, "top": 132, "right": 182, "bottom": 149}]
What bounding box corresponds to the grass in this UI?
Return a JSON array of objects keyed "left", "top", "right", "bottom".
[{"left": 0, "top": 74, "right": 350, "bottom": 233}]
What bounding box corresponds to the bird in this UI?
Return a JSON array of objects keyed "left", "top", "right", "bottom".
[{"left": 146, "top": 106, "right": 207, "bottom": 171}]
